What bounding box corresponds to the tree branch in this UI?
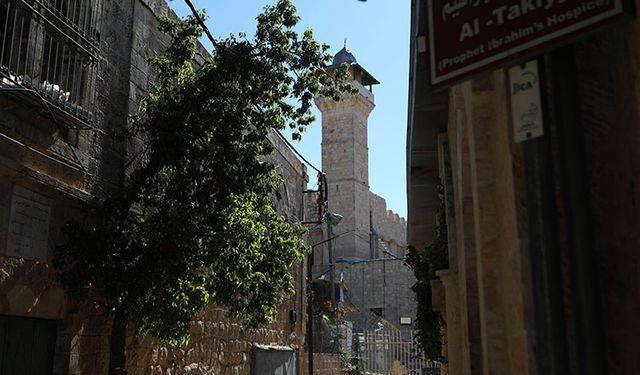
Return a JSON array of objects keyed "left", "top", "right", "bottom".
[{"left": 182, "top": 0, "right": 216, "bottom": 47}]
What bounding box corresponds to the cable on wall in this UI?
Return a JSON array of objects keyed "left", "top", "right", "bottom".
[{"left": 274, "top": 128, "right": 323, "bottom": 174}]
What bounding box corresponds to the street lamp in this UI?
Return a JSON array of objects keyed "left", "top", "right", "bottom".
[{"left": 324, "top": 211, "right": 343, "bottom": 226}]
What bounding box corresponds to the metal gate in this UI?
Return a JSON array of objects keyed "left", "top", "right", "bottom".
[{"left": 360, "top": 329, "right": 440, "bottom": 375}]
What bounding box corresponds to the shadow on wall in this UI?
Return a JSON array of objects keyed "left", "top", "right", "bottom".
[{"left": 55, "top": 304, "right": 112, "bottom": 374}]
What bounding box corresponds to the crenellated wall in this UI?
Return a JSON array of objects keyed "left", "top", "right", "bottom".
[{"left": 369, "top": 192, "right": 407, "bottom": 257}]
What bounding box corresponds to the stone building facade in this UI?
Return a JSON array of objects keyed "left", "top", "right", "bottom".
[
  {"left": 0, "top": 0, "right": 313, "bottom": 373},
  {"left": 408, "top": 1, "right": 640, "bottom": 374},
  {"left": 312, "top": 47, "right": 416, "bottom": 336}
]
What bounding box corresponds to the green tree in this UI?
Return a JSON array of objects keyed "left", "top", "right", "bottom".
[
  {"left": 53, "top": 0, "right": 354, "bottom": 370},
  {"left": 406, "top": 186, "right": 449, "bottom": 362}
]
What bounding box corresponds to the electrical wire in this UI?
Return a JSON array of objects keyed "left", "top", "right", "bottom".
[
  {"left": 0, "top": 159, "right": 98, "bottom": 205},
  {"left": 274, "top": 128, "right": 323, "bottom": 174},
  {"left": 0, "top": 131, "right": 82, "bottom": 173},
  {"left": 0, "top": 86, "right": 120, "bottom": 192}
]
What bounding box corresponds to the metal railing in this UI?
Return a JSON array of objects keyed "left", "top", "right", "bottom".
[
  {"left": 0, "top": 0, "right": 102, "bottom": 124},
  {"left": 360, "top": 328, "right": 440, "bottom": 375}
]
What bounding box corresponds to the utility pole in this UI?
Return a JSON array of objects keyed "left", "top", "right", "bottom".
[
  {"left": 327, "top": 221, "right": 338, "bottom": 352},
  {"left": 323, "top": 211, "right": 343, "bottom": 352},
  {"left": 306, "top": 245, "right": 314, "bottom": 375}
]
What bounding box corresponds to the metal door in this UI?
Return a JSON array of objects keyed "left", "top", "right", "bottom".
[{"left": 0, "top": 315, "right": 57, "bottom": 375}]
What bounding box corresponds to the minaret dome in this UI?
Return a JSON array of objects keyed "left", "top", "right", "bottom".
[{"left": 328, "top": 45, "right": 380, "bottom": 90}]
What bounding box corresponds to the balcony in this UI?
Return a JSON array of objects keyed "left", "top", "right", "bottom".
[{"left": 0, "top": 0, "right": 102, "bottom": 128}]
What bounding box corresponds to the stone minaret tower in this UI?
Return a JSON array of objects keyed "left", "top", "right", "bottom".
[{"left": 315, "top": 46, "right": 379, "bottom": 260}]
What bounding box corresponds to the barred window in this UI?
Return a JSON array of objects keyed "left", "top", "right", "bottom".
[{"left": 0, "top": 0, "right": 102, "bottom": 126}]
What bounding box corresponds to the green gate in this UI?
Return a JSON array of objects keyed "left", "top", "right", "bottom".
[{"left": 0, "top": 315, "right": 57, "bottom": 375}]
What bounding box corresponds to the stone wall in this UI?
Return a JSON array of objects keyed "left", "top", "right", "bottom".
[
  {"left": 312, "top": 353, "right": 341, "bottom": 375},
  {"left": 0, "top": 0, "right": 143, "bottom": 372},
  {"left": 338, "top": 259, "right": 416, "bottom": 334},
  {"left": 369, "top": 192, "right": 407, "bottom": 257},
  {"left": 0, "top": 176, "right": 113, "bottom": 374},
  {"left": 267, "top": 131, "right": 309, "bottom": 223},
  {"left": 126, "top": 303, "right": 304, "bottom": 375},
  {"left": 431, "top": 72, "right": 535, "bottom": 375}
]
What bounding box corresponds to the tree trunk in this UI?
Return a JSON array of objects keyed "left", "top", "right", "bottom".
[{"left": 109, "top": 310, "right": 127, "bottom": 374}]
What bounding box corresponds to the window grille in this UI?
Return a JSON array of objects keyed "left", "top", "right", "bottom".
[{"left": 0, "top": 0, "right": 102, "bottom": 126}]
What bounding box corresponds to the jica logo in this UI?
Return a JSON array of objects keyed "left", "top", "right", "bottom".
[{"left": 512, "top": 71, "right": 537, "bottom": 95}]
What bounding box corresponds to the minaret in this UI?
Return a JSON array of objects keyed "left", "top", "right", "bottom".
[{"left": 316, "top": 46, "right": 379, "bottom": 260}]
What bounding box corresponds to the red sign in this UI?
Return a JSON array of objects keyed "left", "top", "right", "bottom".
[{"left": 428, "top": 0, "right": 627, "bottom": 87}]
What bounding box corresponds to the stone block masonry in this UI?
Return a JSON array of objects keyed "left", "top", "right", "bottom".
[
  {"left": 316, "top": 90, "right": 375, "bottom": 261},
  {"left": 312, "top": 353, "right": 341, "bottom": 375},
  {"left": 369, "top": 192, "right": 407, "bottom": 257},
  {"left": 126, "top": 305, "right": 303, "bottom": 375},
  {"left": 338, "top": 258, "right": 417, "bottom": 334}
]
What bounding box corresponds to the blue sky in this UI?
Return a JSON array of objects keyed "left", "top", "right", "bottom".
[{"left": 169, "top": 1, "right": 410, "bottom": 218}]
